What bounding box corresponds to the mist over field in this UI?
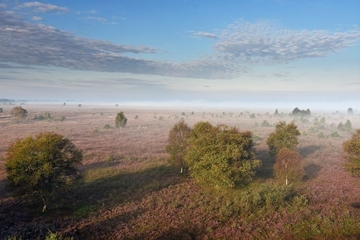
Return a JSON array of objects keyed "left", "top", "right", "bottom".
[{"left": 1, "top": 0, "right": 360, "bottom": 238}]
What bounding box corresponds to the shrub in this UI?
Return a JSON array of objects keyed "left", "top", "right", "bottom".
[
  {"left": 266, "top": 121, "right": 300, "bottom": 156},
  {"left": 134, "top": 115, "right": 138, "bottom": 119},
  {"left": 330, "top": 131, "right": 341, "bottom": 138},
  {"left": 274, "top": 148, "right": 304, "bottom": 185},
  {"left": 0, "top": 107, "right": 3, "bottom": 113},
  {"left": 5, "top": 132, "right": 82, "bottom": 212},
  {"left": 317, "top": 132, "right": 326, "bottom": 139},
  {"left": 348, "top": 108, "right": 354, "bottom": 115},
  {"left": 165, "top": 119, "right": 191, "bottom": 173},
  {"left": 261, "top": 120, "right": 271, "bottom": 127},
  {"left": 184, "top": 122, "right": 261, "bottom": 188},
  {"left": 292, "top": 107, "right": 311, "bottom": 117},
  {"left": 343, "top": 129, "right": 360, "bottom": 176},
  {"left": 115, "top": 111, "right": 127, "bottom": 128},
  {"left": 103, "top": 124, "right": 112, "bottom": 129},
  {"left": 11, "top": 106, "right": 27, "bottom": 117},
  {"left": 33, "top": 114, "right": 45, "bottom": 121}
]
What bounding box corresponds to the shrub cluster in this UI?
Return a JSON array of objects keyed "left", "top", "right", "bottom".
[
  {"left": 11, "top": 106, "right": 27, "bottom": 117},
  {"left": 166, "top": 121, "right": 261, "bottom": 188}
]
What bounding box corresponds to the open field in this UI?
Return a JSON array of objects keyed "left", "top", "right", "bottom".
[{"left": 1, "top": 103, "right": 360, "bottom": 239}]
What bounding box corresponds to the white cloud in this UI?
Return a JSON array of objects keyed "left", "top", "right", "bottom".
[
  {"left": 192, "top": 31, "right": 218, "bottom": 39},
  {"left": 0, "top": 5, "right": 359, "bottom": 80},
  {"left": 214, "top": 20, "right": 360, "bottom": 64},
  {"left": 22, "top": 1, "right": 69, "bottom": 13},
  {"left": 31, "top": 16, "right": 42, "bottom": 21}
]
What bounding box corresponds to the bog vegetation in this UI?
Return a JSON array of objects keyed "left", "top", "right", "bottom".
[{"left": 0, "top": 105, "right": 359, "bottom": 239}]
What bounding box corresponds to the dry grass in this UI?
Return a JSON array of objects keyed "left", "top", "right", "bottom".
[{"left": 0, "top": 104, "right": 360, "bottom": 239}]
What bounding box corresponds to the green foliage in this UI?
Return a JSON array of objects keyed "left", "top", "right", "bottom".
[
  {"left": 274, "top": 148, "right": 304, "bottom": 185},
  {"left": 337, "top": 120, "right": 352, "bottom": 132},
  {"left": 266, "top": 121, "right": 300, "bottom": 156},
  {"left": 317, "top": 132, "right": 326, "bottom": 139},
  {"left": 184, "top": 122, "right": 261, "bottom": 188},
  {"left": 103, "top": 124, "right": 112, "bottom": 129},
  {"left": 45, "top": 231, "right": 74, "bottom": 240},
  {"left": 11, "top": 106, "right": 27, "bottom": 117},
  {"left": 343, "top": 129, "right": 360, "bottom": 176},
  {"left": 249, "top": 113, "right": 256, "bottom": 119},
  {"left": 165, "top": 119, "right": 191, "bottom": 173},
  {"left": 344, "top": 120, "right": 352, "bottom": 132},
  {"left": 292, "top": 107, "right": 311, "bottom": 117},
  {"left": 93, "top": 127, "right": 99, "bottom": 134},
  {"left": 212, "top": 184, "right": 307, "bottom": 221},
  {"left": 115, "top": 111, "right": 127, "bottom": 128},
  {"left": 5, "top": 132, "right": 83, "bottom": 212},
  {"left": 261, "top": 120, "right": 271, "bottom": 127},
  {"left": 330, "top": 131, "right": 341, "bottom": 138}
]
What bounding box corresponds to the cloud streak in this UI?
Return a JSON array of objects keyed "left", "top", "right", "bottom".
[
  {"left": 0, "top": 5, "right": 359, "bottom": 79},
  {"left": 21, "top": 1, "right": 69, "bottom": 13},
  {"left": 214, "top": 20, "right": 360, "bottom": 64}
]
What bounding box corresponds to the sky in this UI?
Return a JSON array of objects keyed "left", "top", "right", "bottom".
[{"left": 0, "top": 0, "right": 360, "bottom": 110}]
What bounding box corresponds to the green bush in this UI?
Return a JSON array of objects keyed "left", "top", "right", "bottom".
[
  {"left": 184, "top": 122, "right": 261, "bottom": 188},
  {"left": 115, "top": 111, "right": 127, "bottom": 128},
  {"left": 261, "top": 120, "right": 271, "bottom": 127},
  {"left": 330, "top": 131, "right": 341, "bottom": 138},
  {"left": 5, "top": 132, "right": 83, "bottom": 212},
  {"left": 165, "top": 119, "right": 191, "bottom": 173},
  {"left": 266, "top": 121, "right": 300, "bottom": 156},
  {"left": 103, "top": 124, "right": 112, "bottom": 129},
  {"left": 343, "top": 129, "right": 360, "bottom": 176}
]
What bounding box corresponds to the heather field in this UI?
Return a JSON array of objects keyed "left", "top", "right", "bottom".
[{"left": 1, "top": 104, "right": 360, "bottom": 239}]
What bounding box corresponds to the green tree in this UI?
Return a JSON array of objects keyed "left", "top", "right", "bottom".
[
  {"left": 5, "top": 132, "right": 83, "bottom": 212},
  {"left": 343, "top": 129, "right": 360, "bottom": 176},
  {"left": 274, "top": 148, "right": 303, "bottom": 185},
  {"left": 266, "top": 121, "right": 300, "bottom": 156},
  {"left": 11, "top": 106, "right": 27, "bottom": 117},
  {"left": 184, "top": 122, "right": 261, "bottom": 188},
  {"left": 115, "top": 111, "right": 127, "bottom": 128},
  {"left": 165, "top": 119, "right": 191, "bottom": 173}
]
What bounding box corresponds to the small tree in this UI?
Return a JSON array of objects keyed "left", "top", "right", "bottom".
[
  {"left": 115, "top": 111, "right": 127, "bottom": 128},
  {"left": 165, "top": 119, "right": 191, "bottom": 173},
  {"left": 0, "top": 107, "right": 3, "bottom": 113},
  {"left": 348, "top": 108, "right": 354, "bottom": 115},
  {"left": 11, "top": 106, "right": 27, "bottom": 117},
  {"left": 184, "top": 122, "right": 261, "bottom": 188},
  {"left": 266, "top": 121, "right": 300, "bottom": 156},
  {"left": 5, "top": 132, "right": 83, "bottom": 212},
  {"left": 343, "top": 129, "right": 360, "bottom": 176},
  {"left": 274, "top": 148, "right": 303, "bottom": 185}
]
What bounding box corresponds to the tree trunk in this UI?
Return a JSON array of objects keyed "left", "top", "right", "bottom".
[{"left": 41, "top": 195, "right": 47, "bottom": 212}]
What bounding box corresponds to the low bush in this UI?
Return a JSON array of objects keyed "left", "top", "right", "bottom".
[{"left": 11, "top": 106, "right": 27, "bottom": 117}]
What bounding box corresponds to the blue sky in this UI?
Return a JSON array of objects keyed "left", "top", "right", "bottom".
[{"left": 0, "top": 0, "right": 359, "bottom": 109}]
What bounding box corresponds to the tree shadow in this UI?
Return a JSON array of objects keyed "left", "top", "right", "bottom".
[
  {"left": 298, "top": 145, "right": 322, "bottom": 158},
  {"left": 350, "top": 202, "right": 360, "bottom": 209},
  {"left": 0, "top": 164, "right": 183, "bottom": 239},
  {"left": 255, "top": 149, "right": 275, "bottom": 179},
  {"left": 303, "top": 163, "right": 322, "bottom": 181}
]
